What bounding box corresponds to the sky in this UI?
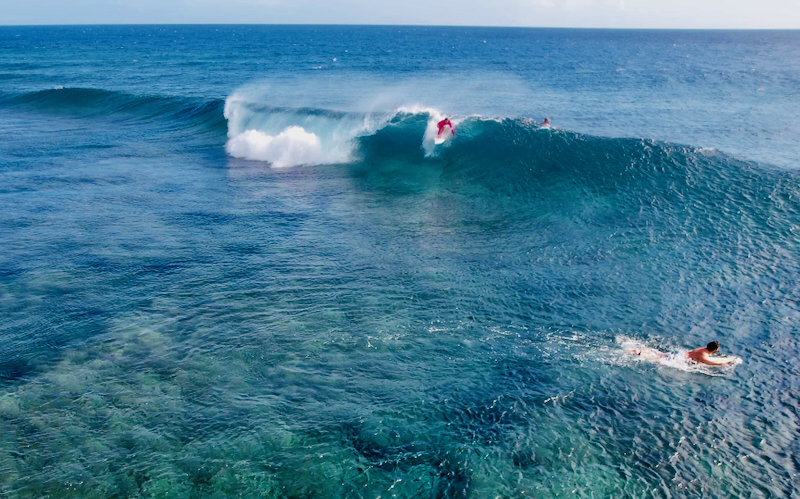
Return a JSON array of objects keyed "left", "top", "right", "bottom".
[{"left": 1, "top": 0, "right": 799, "bottom": 29}]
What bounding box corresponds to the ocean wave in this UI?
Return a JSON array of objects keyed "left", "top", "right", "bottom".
[
  {"left": 222, "top": 93, "right": 469, "bottom": 167},
  {"left": 223, "top": 94, "right": 490, "bottom": 167},
  {"left": 0, "top": 87, "right": 227, "bottom": 132},
  {"left": 0, "top": 86, "right": 768, "bottom": 191},
  {"left": 221, "top": 93, "right": 758, "bottom": 203},
  {"left": 221, "top": 89, "right": 737, "bottom": 189}
]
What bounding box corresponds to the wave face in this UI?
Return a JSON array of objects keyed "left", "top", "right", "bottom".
[
  {"left": 0, "top": 87, "right": 227, "bottom": 133},
  {"left": 353, "top": 111, "right": 791, "bottom": 224}
]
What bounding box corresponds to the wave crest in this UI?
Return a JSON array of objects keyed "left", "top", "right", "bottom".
[{"left": 0, "top": 88, "right": 226, "bottom": 132}]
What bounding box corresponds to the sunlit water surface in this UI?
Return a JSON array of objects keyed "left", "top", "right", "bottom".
[{"left": 1, "top": 26, "right": 800, "bottom": 498}]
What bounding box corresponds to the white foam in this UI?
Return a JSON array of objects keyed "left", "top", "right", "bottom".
[
  {"left": 224, "top": 92, "right": 391, "bottom": 167},
  {"left": 225, "top": 127, "right": 334, "bottom": 168}
]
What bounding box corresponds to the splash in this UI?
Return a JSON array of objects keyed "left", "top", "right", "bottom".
[
  {"left": 226, "top": 126, "right": 331, "bottom": 168},
  {"left": 224, "top": 92, "right": 396, "bottom": 167}
]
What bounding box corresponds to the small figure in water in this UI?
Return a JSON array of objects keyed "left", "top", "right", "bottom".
[
  {"left": 686, "top": 341, "right": 740, "bottom": 366},
  {"left": 437, "top": 118, "right": 455, "bottom": 137},
  {"left": 540, "top": 117, "right": 551, "bottom": 127}
]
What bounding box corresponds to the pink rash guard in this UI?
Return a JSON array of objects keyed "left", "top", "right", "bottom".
[{"left": 437, "top": 119, "right": 455, "bottom": 137}]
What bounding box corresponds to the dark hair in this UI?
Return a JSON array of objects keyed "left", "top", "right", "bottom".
[{"left": 707, "top": 341, "right": 720, "bottom": 352}]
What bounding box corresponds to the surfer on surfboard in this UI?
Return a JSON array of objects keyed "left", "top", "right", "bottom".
[
  {"left": 627, "top": 340, "right": 741, "bottom": 366},
  {"left": 437, "top": 118, "right": 455, "bottom": 137}
]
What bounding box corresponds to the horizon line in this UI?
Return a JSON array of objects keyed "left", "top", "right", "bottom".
[{"left": 1, "top": 23, "right": 799, "bottom": 31}]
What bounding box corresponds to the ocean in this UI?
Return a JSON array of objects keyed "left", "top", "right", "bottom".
[{"left": 1, "top": 25, "right": 800, "bottom": 498}]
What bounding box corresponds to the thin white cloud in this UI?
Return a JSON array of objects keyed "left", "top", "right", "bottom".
[
  {"left": 532, "top": 0, "right": 625, "bottom": 10},
  {"left": 0, "top": 0, "right": 797, "bottom": 28}
]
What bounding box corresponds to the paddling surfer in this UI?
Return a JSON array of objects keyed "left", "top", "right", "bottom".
[
  {"left": 627, "top": 340, "right": 740, "bottom": 366},
  {"left": 686, "top": 341, "right": 740, "bottom": 366}
]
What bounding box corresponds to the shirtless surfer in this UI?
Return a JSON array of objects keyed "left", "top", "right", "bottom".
[
  {"left": 686, "top": 341, "right": 740, "bottom": 366},
  {"left": 437, "top": 118, "right": 455, "bottom": 137},
  {"left": 627, "top": 340, "right": 740, "bottom": 366},
  {"left": 540, "top": 117, "right": 551, "bottom": 127}
]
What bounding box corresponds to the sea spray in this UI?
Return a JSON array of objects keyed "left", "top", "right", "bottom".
[
  {"left": 223, "top": 92, "right": 386, "bottom": 167},
  {"left": 226, "top": 126, "right": 331, "bottom": 168}
]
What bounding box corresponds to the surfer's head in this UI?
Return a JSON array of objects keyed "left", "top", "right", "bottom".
[{"left": 706, "top": 341, "right": 720, "bottom": 353}]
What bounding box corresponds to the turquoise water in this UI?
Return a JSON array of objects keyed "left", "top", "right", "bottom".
[{"left": 1, "top": 26, "right": 800, "bottom": 497}]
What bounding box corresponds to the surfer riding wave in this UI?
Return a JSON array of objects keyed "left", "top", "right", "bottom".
[{"left": 437, "top": 118, "right": 455, "bottom": 137}]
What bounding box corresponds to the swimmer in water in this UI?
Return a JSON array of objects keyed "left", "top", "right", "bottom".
[
  {"left": 437, "top": 118, "right": 455, "bottom": 137},
  {"left": 686, "top": 341, "right": 740, "bottom": 366},
  {"left": 541, "top": 117, "right": 551, "bottom": 127}
]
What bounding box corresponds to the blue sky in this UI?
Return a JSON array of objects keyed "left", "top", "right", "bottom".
[{"left": 2, "top": 0, "right": 799, "bottom": 28}]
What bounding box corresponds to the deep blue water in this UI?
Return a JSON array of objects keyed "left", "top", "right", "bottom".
[{"left": 1, "top": 25, "right": 800, "bottom": 498}]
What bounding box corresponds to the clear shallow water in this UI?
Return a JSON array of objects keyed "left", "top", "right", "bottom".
[{"left": 1, "top": 26, "right": 800, "bottom": 498}]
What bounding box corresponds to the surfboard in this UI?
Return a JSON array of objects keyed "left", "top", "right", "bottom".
[
  {"left": 434, "top": 128, "right": 453, "bottom": 145},
  {"left": 714, "top": 356, "right": 743, "bottom": 365}
]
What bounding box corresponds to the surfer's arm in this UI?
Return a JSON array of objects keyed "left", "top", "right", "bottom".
[{"left": 451, "top": 127, "right": 455, "bottom": 137}]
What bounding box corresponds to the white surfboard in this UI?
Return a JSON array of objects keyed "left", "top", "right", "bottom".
[{"left": 434, "top": 126, "right": 453, "bottom": 145}]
